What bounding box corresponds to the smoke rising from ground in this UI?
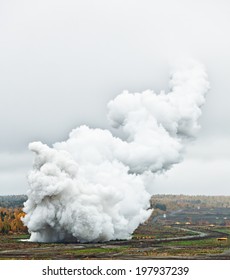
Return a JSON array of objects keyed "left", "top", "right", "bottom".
[{"left": 23, "top": 60, "right": 209, "bottom": 242}]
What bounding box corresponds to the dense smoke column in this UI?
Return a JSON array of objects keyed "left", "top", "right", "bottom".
[{"left": 22, "top": 60, "right": 209, "bottom": 242}]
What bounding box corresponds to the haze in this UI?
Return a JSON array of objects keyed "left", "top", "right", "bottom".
[{"left": 0, "top": 0, "right": 229, "bottom": 195}]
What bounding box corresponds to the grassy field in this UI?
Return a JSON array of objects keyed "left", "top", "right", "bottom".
[
  {"left": 0, "top": 228, "right": 230, "bottom": 260},
  {"left": 1, "top": 206, "right": 230, "bottom": 259}
]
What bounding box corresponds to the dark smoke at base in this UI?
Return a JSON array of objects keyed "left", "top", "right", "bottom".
[{"left": 22, "top": 60, "right": 209, "bottom": 242}]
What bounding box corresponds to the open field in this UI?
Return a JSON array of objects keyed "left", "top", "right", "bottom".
[{"left": 1, "top": 206, "right": 230, "bottom": 259}]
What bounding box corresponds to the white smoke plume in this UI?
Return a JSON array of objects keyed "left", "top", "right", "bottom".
[{"left": 22, "top": 60, "right": 209, "bottom": 242}]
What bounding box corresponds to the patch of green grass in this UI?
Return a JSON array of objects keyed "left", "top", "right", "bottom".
[
  {"left": 11, "top": 234, "right": 30, "bottom": 240},
  {"left": 0, "top": 234, "right": 30, "bottom": 243},
  {"left": 163, "top": 238, "right": 230, "bottom": 247},
  {"left": 65, "top": 246, "right": 128, "bottom": 256},
  {"left": 212, "top": 228, "right": 230, "bottom": 235}
]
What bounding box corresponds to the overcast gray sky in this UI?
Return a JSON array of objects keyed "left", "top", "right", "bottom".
[{"left": 0, "top": 0, "right": 229, "bottom": 195}]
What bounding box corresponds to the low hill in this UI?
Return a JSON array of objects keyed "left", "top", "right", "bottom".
[{"left": 0, "top": 195, "right": 27, "bottom": 208}]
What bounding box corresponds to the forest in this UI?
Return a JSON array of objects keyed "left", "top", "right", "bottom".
[
  {"left": 0, "top": 195, "right": 28, "bottom": 234},
  {"left": 0, "top": 195, "right": 27, "bottom": 208},
  {"left": 0, "top": 207, "right": 27, "bottom": 234}
]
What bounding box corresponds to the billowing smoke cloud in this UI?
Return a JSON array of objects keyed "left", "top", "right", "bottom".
[{"left": 22, "top": 60, "right": 209, "bottom": 242}]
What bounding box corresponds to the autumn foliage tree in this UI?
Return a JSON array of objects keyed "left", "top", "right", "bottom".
[{"left": 0, "top": 208, "right": 28, "bottom": 234}]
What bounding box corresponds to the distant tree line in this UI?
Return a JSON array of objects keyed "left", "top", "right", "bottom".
[
  {"left": 0, "top": 195, "right": 27, "bottom": 208},
  {"left": 151, "top": 194, "right": 230, "bottom": 211}
]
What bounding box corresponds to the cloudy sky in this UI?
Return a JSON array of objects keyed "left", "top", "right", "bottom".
[{"left": 0, "top": 0, "right": 229, "bottom": 195}]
